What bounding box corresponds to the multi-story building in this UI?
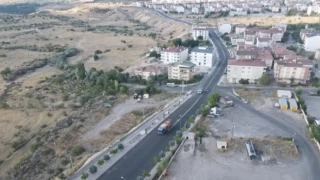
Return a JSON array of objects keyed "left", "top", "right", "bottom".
[
  {"left": 227, "top": 59, "right": 267, "bottom": 84},
  {"left": 235, "top": 24, "right": 246, "bottom": 34},
  {"left": 256, "top": 48, "right": 274, "bottom": 68},
  {"left": 192, "top": 27, "right": 209, "bottom": 40},
  {"left": 161, "top": 46, "right": 188, "bottom": 64},
  {"left": 236, "top": 49, "right": 257, "bottom": 59},
  {"left": 218, "top": 22, "right": 232, "bottom": 34},
  {"left": 274, "top": 59, "right": 313, "bottom": 84},
  {"left": 304, "top": 33, "right": 320, "bottom": 52},
  {"left": 256, "top": 37, "right": 272, "bottom": 48},
  {"left": 168, "top": 61, "right": 195, "bottom": 81},
  {"left": 132, "top": 65, "right": 167, "bottom": 80},
  {"left": 190, "top": 46, "right": 214, "bottom": 67}
]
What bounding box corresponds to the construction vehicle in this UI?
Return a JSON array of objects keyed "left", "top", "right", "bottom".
[{"left": 158, "top": 120, "right": 172, "bottom": 135}]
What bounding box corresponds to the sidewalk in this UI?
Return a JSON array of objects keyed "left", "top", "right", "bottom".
[{"left": 70, "top": 94, "right": 194, "bottom": 180}]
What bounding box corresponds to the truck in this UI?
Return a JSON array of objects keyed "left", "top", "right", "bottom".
[
  {"left": 210, "top": 107, "right": 223, "bottom": 116},
  {"left": 158, "top": 120, "right": 172, "bottom": 135},
  {"left": 197, "top": 88, "right": 203, "bottom": 94}
]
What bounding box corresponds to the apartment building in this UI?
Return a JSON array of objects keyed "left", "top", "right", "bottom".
[
  {"left": 227, "top": 59, "right": 267, "bottom": 84},
  {"left": 235, "top": 24, "right": 246, "bottom": 34},
  {"left": 256, "top": 37, "right": 272, "bottom": 48},
  {"left": 256, "top": 48, "right": 274, "bottom": 68},
  {"left": 274, "top": 59, "right": 313, "bottom": 84},
  {"left": 168, "top": 61, "right": 195, "bottom": 81},
  {"left": 304, "top": 33, "right": 320, "bottom": 52},
  {"left": 161, "top": 46, "right": 188, "bottom": 64},
  {"left": 236, "top": 49, "right": 257, "bottom": 59},
  {"left": 190, "top": 46, "right": 214, "bottom": 67},
  {"left": 132, "top": 65, "right": 167, "bottom": 80},
  {"left": 192, "top": 27, "right": 209, "bottom": 40}
]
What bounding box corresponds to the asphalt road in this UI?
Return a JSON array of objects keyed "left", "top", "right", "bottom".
[{"left": 97, "top": 28, "right": 229, "bottom": 180}]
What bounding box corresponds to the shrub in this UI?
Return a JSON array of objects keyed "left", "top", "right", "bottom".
[
  {"left": 110, "top": 149, "right": 118, "bottom": 154},
  {"left": 71, "top": 145, "right": 85, "bottom": 156},
  {"left": 97, "top": 159, "right": 104, "bottom": 166},
  {"left": 61, "top": 158, "right": 70, "bottom": 166},
  {"left": 95, "top": 50, "right": 102, "bottom": 54},
  {"left": 30, "top": 142, "right": 42, "bottom": 153},
  {"left": 153, "top": 156, "right": 160, "bottom": 164},
  {"left": 62, "top": 94, "right": 69, "bottom": 101},
  {"left": 103, "top": 155, "right": 110, "bottom": 161},
  {"left": 165, "top": 146, "right": 169, "bottom": 152},
  {"left": 94, "top": 55, "right": 99, "bottom": 61},
  {"left": 81, "top": 172, "right": 89, "bottom": 180},
  {"left": 169, "top": 140, "right": 175, "bottom": 147},
  {"left": 118, "top": 143, "right": 124, "bottom": 150},
  {"left": 0, "top": 102, "right": 9, "bottom": 109},
  {"left": 159, "top": 150, "right": 165, "bottom": 158},
  {"left": 89, "top": 165, "right": 97, "bottom": 174},
  {"left": 176, "top": 131, "right": 182, "bottom": 137},
  {"left": 142, "top": 170, "right": 150, "bottom": 177},
  {"left": 11, "top": 138, "right": 27, "bottom": 151}
]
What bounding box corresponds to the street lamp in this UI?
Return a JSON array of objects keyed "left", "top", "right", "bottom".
[{"left": 121, "top": 176, "right": 127, "bottom": 180}]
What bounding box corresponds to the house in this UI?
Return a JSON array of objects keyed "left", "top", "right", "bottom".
[
  {"left": 168, "top": 61, "right": 195, "bottom": 81},
  {"left": 227, "top": 59, "right": 267, "bottom": 84},
  {"left": 235, "top": 24, "right": 246, "bottom": 35},
  {"left": 132, "top": 65, "right": 167, "bottom": 80},
  {"left": 288, "top": 98, "right": 298, "bottom": 111},
  {"left": 304, "top": 33, "right": 320, "bottom": 52},
  {"left": 274, "top": 59, "right": 313, "bottom": 84},
  {"left": 245, "top": 37, "right": 255, "bottom": 45},
  {"left": 279, "top": 98, "right": 288, "bottom": 110},
  {"left": 269, "top": 28, "right": 284, "bottom": 42},
  {"left": 244, "top": 29, "right": 257, "bottom": 39},
  {"left": 190, "top": 46, "right": 214, "bottom": 67},
  {"left": 256, "top": 37, "right": 272, "bottom": 48},
  {"left": 218, "top": 22, "right": 232, "bottom": 34},
  {"left": 258, "top": 30, "right": 272, "bottom": 38},
  {"left": 192, "top": 27, "right": 209, "bottom": 40},
  {"left": 161, "top": 46, "right": 188, "bottom": 64}
]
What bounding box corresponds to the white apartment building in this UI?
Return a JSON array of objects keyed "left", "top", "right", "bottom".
[
  {"left": 274, "top": 59, "right": 313, "bottom": 84},
  {"left": 235, "top": 24, "right": 246, "bottom": 34},
  {"left": 256, "top": 37, "right": 272, "bottom": 48},
  {"left": 227, "top": 59, "right": 267, "bottom": 84},
  {"left": 161, "top": 46, "right": 188, "bottom": 64},
  {"left": 218, "top": 22, "right": 232, "bottom": 34},
  {"left": 192, "top": 27, "right": 209, "bottom": 40},
  {"left": 168, "top": 61, "right": 195, "bottom": 81},
  {"left": 190, "top": 46, "right": 214, "bottom": 67},
  {"left": 227, "top": 59, "right": 267, "bottom": 83},
  {"left": 304, "top": 34, "right": 320, "bottom": 52}
]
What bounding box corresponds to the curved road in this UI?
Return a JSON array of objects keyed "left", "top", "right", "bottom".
[{"left": 98, "top": 7, "right": 320, "bottom": 180}]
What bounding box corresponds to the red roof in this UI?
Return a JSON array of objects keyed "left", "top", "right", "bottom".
[
  {"left": 257, "top": 37, "right": 271, "bottom": 42},
  {"left": 162, "top": 46, "right": 187, "bottom": 53},
  {"left": 228, "top": 59, "right": 267, "bottom": 67}
]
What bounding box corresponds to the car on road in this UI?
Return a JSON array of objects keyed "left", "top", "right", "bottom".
[{"left": 198, "top": 88, "right": 203, "bottom": 94}]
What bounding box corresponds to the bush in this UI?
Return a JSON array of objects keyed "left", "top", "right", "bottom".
[
  {"left": 30, "top": 142, "right": 42, "bottom": 153},
  {"left": 11, "top": 138, "right": 27, "bottom": 151},
  {"left": 61, "top": 158, "right": 70, "bottom": 166},
  {"left": 239, "top": 79, "right": 249, "bottom": 84},
  {"left": 169, "top": 140, "right": 175, "bottom": 146},
  {"left": 94, "top": 55, "right": 99, "bottom": 61},
  {"left": 81, "top": 172, "right": 89, "bottom": 180},
  {"left": 153, "top": 156, "right": 160, "bottom": 164},
  {"left": 110, "top": 149, "right": 118, "bottom": 154},
  {"left": 97, "top": 159, "right": 104, "bottom": 166},
  {"left": 259, "top": 74, "right": 271, "bottom": 85},
  {"left": 62, "top": 93, "right": 69, "bottom": 101},
  {"left": 89, "top": 165, "right": 97, "bottom": 174},
  {"left": 103, "top": 155, "right": 110, "bottom": 161},
  {"left": 71, "top": 145, "right": 85, "bottom": 156},
  {"left": 159, "top": 150, "right": 165, "bottom": 158},
  {"left": 118, "top": 143, "right": 124, "bottom": 150},
  {"left": 95, "top": 50, "right": 102, "bottom": 54},
  {"left": 142, "top": 170, "right": 150, "bottom": 177},
  {"left": 176, "top": 131, "right": 182, "bottom": 137}
]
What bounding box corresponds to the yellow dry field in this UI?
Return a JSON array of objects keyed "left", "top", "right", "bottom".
[{"left": 208, "top": 16, "right": 320, "bottom": 26}]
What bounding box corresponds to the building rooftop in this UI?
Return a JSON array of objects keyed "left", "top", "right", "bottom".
[
  {"left": 237, "top": 50, "right": 257, "bottom": 56},
  {"left": 193, "top": 27, "right": 209, "bottom": 31},
  {"left": 162, "top": 46, "right": 187, "bottom": 53},
  {"left": 191, "top": 46, "right": 214, "bottom": 54},
  {"left": 276, "top": 59, "right": 313, "bottom": 67},
  {"left": 171, "top": 61, "right": 195, "bottom": 68},
  {"left": 228, "top": 59, "right": 267, "bottom": 67},
  {"left": 257, "top": 37, "right": 272, "bottom": 42}
]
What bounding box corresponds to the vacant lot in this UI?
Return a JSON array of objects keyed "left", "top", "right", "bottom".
[{"left": 166, "top": 137, "right": 306, "bottom": 180}]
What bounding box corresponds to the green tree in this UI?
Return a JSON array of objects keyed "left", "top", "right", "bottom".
[
  {"left": 311, "top": 125, "right": 320, "bottom": 141},
  {"left": 287, "top": 8, "right": 298, "bottom": 16},
  {"left": 290, "top": 77, "right": 295, "bottom": 85},
  {"left": 114, "top": 80, "right": 119, "bottom": 92},
  {"left": 197, "top": 36, "right": 203, "bottom": 40},
  {"left": 89, "top": 165, "right": 97, "bottom": 174},
  {"left": 239, "top": 79, "right": 249, "bottom": 84},
  {"left": 71, "top": 145, "right": 85, "bottom": 156},
  {"left": 149, "top": 50, "right": 160, "bottom": 58},
  {"left": 199, "top": 106, "right": 210, "bottom": 116},
  {"left": 103, "top": 155, "right": 110, "bottom": 161},
  {"left": 119, "top": 86, "right": 128, "bottom": 94},
  {"left": 259, "top": 74, "right": 271, "bottom": 85},
  {"left": 0, "top": 67, "right": 11, "bottom": 76},
  {"left": 207, "top": 93, "right": 220, "bottom": 107},
  {"left": 76, "top": 63, "right": 86, "bottom": 80},
  {"left": 95, "top": 50, "right": 102, "bottom": 54}
]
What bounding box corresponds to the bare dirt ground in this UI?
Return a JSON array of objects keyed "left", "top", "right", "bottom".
[
  {"left": 0, "top": 3, "right": 188, "bottom": 179},
  {"left": 166, "top": 137, "right": 307, "bottom": 180}
]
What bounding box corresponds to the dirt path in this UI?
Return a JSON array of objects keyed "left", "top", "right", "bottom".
[{"left": 81, "top": 97, "right": 169, "bottom": 141}]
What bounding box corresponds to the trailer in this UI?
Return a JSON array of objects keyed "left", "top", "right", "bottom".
[
  {"left": 277, "top": 90, "right": 292, "bottom": 98},
  {"left": 158, "top": 120, "right": 172, "bottom": 135}
]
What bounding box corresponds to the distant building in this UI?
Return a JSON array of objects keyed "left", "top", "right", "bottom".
[
  {"left": 256, "top": 37, "right": 272, "bottom": 48},
  {"left": 274, "top": 59, "right": 313, "bottom": 84},
  {"left": 235, "top": 24, "right": 246, "bottom": 35},
  {"left": 190, "top": 46, "right": 214, "bottom": 67},
  {"left": 218, "top": 22, "right": 232, "bottom": 34},
  {"left": 304, "top": 33, "right": 320, "bottom": 52},
  {"left": 227, "top": 59, "right": 267, "bottom": 84},
  {"left": 161, "top": 46, "right": 188, "bottom": 64},
  {"left": 192, "top": 27, "right": 209, "bottom": 40},
  {"left": 168, "top": 61, "right": 195, "bottom": 81}
]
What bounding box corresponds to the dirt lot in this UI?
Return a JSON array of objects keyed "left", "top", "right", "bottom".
[
  {"left": 0, "top": 3, "right": 188, "bottom": 179},
  {"left": 166, "top": 137, "right": 307, "bottom": 180}
]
